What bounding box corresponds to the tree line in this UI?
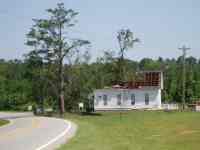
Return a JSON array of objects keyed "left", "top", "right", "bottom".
[{"left": 0, "top": 55, "right": 200, "bottom": 111}]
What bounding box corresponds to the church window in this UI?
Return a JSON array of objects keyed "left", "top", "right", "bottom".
[
  {"left": 145, "top": 93, "right": 149, "bottom": 105},
  {"left": 103, "top": 95, "right": 108, "bottom": 106},
  {"left": 131, "top": 94, "right": 135, "bottom": 105},
  {"left": 117, "top": 94, "right": 122, "bottom": 105}
]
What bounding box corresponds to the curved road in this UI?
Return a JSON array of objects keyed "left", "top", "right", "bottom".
[{"left": 0, "top": 112, "right": 76, "bottom": 150}]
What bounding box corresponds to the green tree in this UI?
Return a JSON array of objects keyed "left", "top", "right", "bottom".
[{"left": 26, "top": 3, "right": 90, "bottom": 114}]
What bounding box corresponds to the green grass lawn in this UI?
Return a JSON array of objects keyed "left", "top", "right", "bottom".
[
  {"left": 59, "top": 111, "right": 200, "bottom": 150},
  {"left": 0, "top": 120, "right": 9, "bottom": 127}
]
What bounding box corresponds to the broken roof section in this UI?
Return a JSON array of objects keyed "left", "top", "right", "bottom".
[{"left": 112, "top": 71, "right": 163, "bottom": 89}]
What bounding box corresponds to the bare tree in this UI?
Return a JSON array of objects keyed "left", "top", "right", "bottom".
[{"left": 117, "top": 29, "right": 139, "bottom": 81}]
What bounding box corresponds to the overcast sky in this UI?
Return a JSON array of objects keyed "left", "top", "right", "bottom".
[{"left": 0, "top": 0, "right": 200, "bottom": 61}]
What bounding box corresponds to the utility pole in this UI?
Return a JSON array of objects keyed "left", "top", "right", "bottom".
[{"left": 179, "top": 45, "right": 190, "bottom": 110}]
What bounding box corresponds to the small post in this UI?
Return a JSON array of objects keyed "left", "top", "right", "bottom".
[{"left": 119, "top": 88, "right": 125, "bottom": 122}]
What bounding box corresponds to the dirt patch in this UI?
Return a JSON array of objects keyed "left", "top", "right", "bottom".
[{"left": 179, "top": 130, "right": 200, "bottom": 135}]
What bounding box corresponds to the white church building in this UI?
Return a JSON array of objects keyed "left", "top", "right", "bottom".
[{"left": 93, "top": 71, "right": 163, "bottom": 111}]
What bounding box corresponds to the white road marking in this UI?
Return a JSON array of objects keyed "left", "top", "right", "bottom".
[{"left": 36, "top": 119, "right": 72, "bottom": 150}]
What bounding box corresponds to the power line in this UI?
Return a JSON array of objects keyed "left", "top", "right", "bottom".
[{"left": 178, "top": 45, "right": 190, "bottom": 110}]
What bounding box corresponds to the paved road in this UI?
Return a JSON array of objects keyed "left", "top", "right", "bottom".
[{"left": 0, "top": 112, "right": 76, "bottom": 150}]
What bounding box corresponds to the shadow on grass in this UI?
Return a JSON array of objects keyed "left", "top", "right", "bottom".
[{"left": 80, "top": 112, "right": 102, "bottom": 116}]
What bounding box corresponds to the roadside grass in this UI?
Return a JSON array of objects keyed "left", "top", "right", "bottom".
[
  {"left": 59, "top": 111, "right": 200, "bottom": 150},
  {"left": 0, "top": 120, "right": 9, "bottom": 127}
]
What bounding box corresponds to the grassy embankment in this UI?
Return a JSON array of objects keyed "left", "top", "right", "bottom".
[
  {"left": 59, "top": 111, "right": 200, "bottom": 150},
  {"left": 0, "top": 120, "right": 9, "bottom": 127}
]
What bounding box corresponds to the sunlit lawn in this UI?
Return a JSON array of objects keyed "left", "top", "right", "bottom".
[
  {"left": 59, "top": 111, "right": 200, "bottom": 150},
  {"left": 0, "top": 120, "right": 9, "bottom": 127}
]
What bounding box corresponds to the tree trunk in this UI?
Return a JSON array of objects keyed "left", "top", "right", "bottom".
[
  {"left": 119, "top": 49, "right": 124, "bottom": 82},
  {"left": 59, "top": 22, "right": 65, "bottom": 115},
  {"left": 59, "top": 59, "right": 65, "bottom": 115}
]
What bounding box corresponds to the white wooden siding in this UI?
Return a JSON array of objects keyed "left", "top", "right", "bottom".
[{"left": 94, "top": 88, "right": 161, "bottom": 110}]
